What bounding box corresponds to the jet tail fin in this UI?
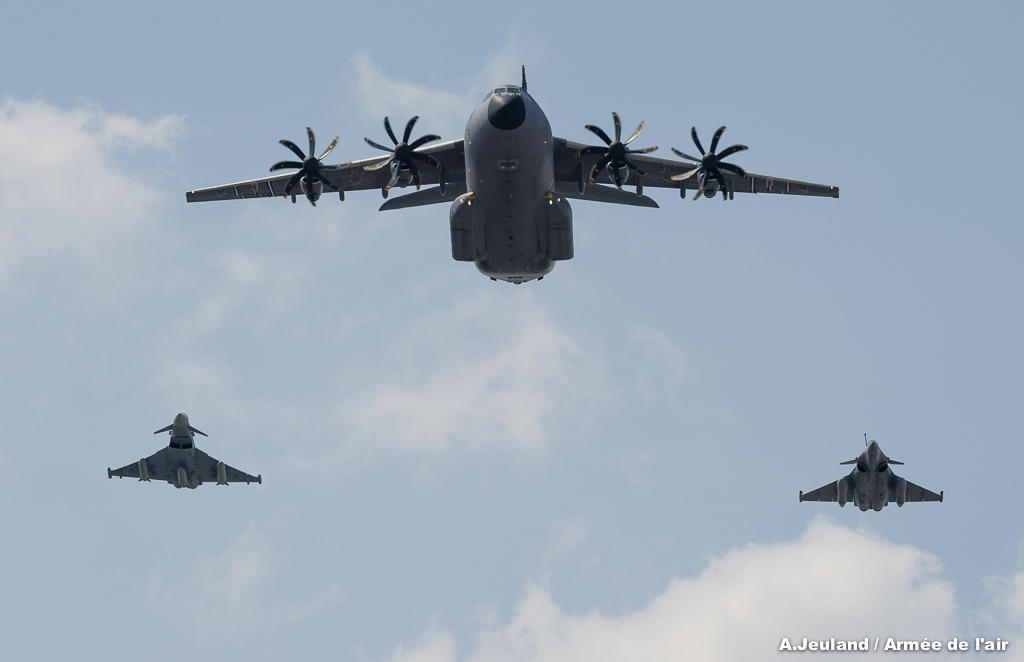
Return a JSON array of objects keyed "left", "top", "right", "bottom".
[
  {"left": 154, "top": 424, "right": 173, "bottom": 435},
  {"left": 188, "top": 425, "right": 208, "bottom": 437},
  {"left": 521, "top": 65, "right": 527, "bottom": 92}
]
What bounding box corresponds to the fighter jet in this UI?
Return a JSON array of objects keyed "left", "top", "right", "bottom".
[
  {"left": 107, "top": 413, "right": 261, "bottom": 489},
  {"left": 800, "top": 435, "right": 942, "bottom": 511}
]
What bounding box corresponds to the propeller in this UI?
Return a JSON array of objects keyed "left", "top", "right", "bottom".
[
  {"left": 670, "top": 126, "right": 748, "bottom": 200},
  {"left": 363, "top": 116, "right": 441, "bottom": 191},
  {"left": 269, "top": 127, "right": 339, "bottom": 205},
  {"left": 578, "top": 112, "right": 657, "bottom": 189}
]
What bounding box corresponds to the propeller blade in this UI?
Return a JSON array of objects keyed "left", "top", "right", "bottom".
[
  {"left": 317, "top": 136, "right": 339, "bottom": 161},
  {"left": 402, "top": 116, "right": 419, "bottom": 144},
  {"left": 585, "top": 124, "right": 612, "bottom": 145},
  {"left": 306, "top": 127, "right": 316, "bottom": 158},
  {"left": 623, "top": 121, "right": 645, "bottom": 145},
  {"left": 671, "top": 147, "right": 702, "bottom": 162},
  {"left": 612, "top": 112, "right": 622, "bottom": 142},
  {"left": 364, "top": 137, "right": 395, "bottom": 153},
  {"left": 669, "top": 167, "right": 702, "bottom": 182},
  {"left": 709, "top": 126, "right": 725, "bottom": 155},
  {"left": 716, "top": 144, "right": 748, "bottom": 160},
  {"left": 690, "top": 127, "right": 705, "bottom": 155},
  {"left": 409, "top": 151, "right": 440, "bottom": 170},
  {"left": 269, "top": 161, "right": 303, "bottom": 172},
  {"left": 407, "top": 160, "right": 421, "bottom": 190},
  {"left": 363, "top": 156, "right": 393, "bottom": 171},
  {"left": 384, "top": 116, "right": 399, "bottom": 145},
  {"left": 284, "top": 171, "right": 303, "bottom": 195},
  {"left": 385, "top": 161, "right": 401, "bottom": 189},
  {"left": 693, "top": 188, "right": 702, "bottom": 200},
  {"left": 627, "top": 145, "right": 658, "bottom": 154},
  {"left": 280, "top": 139, "right": 306, "bottom": 160},
  {"left": 589, "top": 155, "right": 611, "bottom": 183},
  {"left": 717, "top": 162, "right": 747, "bottom": 177},
  {"left": 408, "top": 133, "right": 441, "bottom": 150}
]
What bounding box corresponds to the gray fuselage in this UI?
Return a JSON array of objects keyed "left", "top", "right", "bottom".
[
  {"left": 842, "top": 441, "right": 896, "bottom": 511},
  {"left": 461, "top": 86, "right": 559, "bottom": 283},
  {"left": 163, "top": 413, "right": 203, "bottom": 489}
]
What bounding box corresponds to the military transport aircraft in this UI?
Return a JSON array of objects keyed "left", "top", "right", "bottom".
[
  {"left": 186, "top": 68, "right": 838, "bottom": 284},
  {"left": 800, "top": 435, "right": 942, "bottom": 511},
  {"left": 107, "top": 413, "right": 261, "bottom": 489}
]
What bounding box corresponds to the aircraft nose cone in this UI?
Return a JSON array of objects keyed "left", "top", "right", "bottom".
[
  {"left": 488, "top": 94, "right": 526, "bottom": 131},
  {"left": 174, "top": 412, "right": 188, "bottom": 427}
]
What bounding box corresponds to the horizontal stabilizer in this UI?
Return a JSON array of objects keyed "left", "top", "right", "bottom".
[
  {"left": 188, "top": 425, "right": 208, "bottom": 437},
  {"left": 379, "top": 183, "right": 467, "bottom": 211},
  {"left": 888, "top": 459, "right": 904, "bottom": 465},
  {"left": 153, "top": 424, "right": 173, "bottom": 435},
  {"left": 839, "top": 459, "right": 857, "bottom": 465},
  {"left": 555, "top": 183, "right": 659, "bottom": 208}
]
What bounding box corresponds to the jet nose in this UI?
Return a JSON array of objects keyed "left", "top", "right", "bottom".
[
  {"left": 488, "top": 94, "right": 526, "bottom": 131},
  {"left": 174, "top": 412, "right": 188, "bottom": 427}
]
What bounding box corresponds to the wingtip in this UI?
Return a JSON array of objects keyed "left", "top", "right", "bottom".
[
  {"left": 258, "top": 474, "right": 262, "bottom": 485},
  {"left": 107, "top": 468, "right": 112, "bottom": 479},
  {"left": 799, "top": 490, "right": 804, "bottom": 502}
]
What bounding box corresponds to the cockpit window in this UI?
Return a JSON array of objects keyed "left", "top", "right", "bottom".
[{"left": 491, "top": 87, "right": 522, "bottom": 96}]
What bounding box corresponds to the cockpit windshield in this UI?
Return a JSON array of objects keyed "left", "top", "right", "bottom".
[{"left": 485, "top": 86, "right": 523, "bottom": 101}]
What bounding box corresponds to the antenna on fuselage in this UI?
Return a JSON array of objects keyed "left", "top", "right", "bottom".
[{"left": 521, "top": 65, "right": 527, "bottom": 92}]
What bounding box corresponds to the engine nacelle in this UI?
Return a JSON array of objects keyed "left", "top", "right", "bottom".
[
  {"left": 175, "top": 466, "right": 188, "bottom": 489},
  {"left": 216, "top": 461, "right": 228, "bottom": 485},
  {"left": 836, "top": 478, "right": 848, "bottom": 507},
  {"left": 300, "top": 177, "right": 322, "bottom": 203},
  {"left": 604, "top": 163, "right": 630, "bottom": 186},
  {"left": 697, "top": 172, "right": 720, "bottom": 198},
  {"left": 138, "top": 459, "right": 150, "bottom": 482},
  {"left": 896, "top": 476, "right": 907, "bottom": 507}
]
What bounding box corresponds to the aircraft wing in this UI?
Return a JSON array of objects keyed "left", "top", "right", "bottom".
[
  {"left": 553, "top": 138, "right": 838, "bottom": 200},
  {"left": 194, "top": 449, "right": 261, "bottom": 485},
  {"left": 896, "top": 479, "right": 943, "bottom": 503},
  {"left": 799, "top": 480, "right": 840, "bottom": 502},
  {"left": 186, "top": 139, "right": 466, "bottom": 203},
  {"left": 108, "top": 448, "right": 172, "bottom": 481}
]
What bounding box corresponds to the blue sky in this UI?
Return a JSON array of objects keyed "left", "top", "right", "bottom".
[{"left": 1, "top": 1, "right": 1023, "bottom": 660}]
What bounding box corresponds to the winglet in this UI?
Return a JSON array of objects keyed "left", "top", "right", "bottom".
[
  {"left": 799, "top": 490, "right": 803, "bottom": 502},
  {"left": 940, "top": 490, "right": 943, "bottom": 502},
  {"left": 521, "top": 65, "right": 527, "bottom": 92},
  {"left": 154, "top": 424, "right": 173, "bottom": 435},
  {"left": 107, "top": 467, "right": 112, "bottom": 479},
  {"left": 258, "top": 474, "right": 262, "bottom": 485}
]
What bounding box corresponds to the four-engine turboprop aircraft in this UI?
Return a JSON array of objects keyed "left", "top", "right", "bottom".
[
  {"left": 107, "top": 413, "right": 261, "bottom": 489},
  {"left": 800, "top": 435, "right": 942, "bottom": 511},
  {"left": 186, "top": 67, "right": 839, "bottom": 284}
]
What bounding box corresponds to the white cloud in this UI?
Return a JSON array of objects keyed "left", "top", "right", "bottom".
[
  {"left": 147, "top": 522, "right": 343, "bottom": 635},
  {"left": 350, "top": 30, "right": 546, "bottom": 140},
  {"left": 333, "top": 290, "right": 605, "bottom": 461},
  {"left": 0, "top": 98, "right": 184, "bottom": 288},
  {"left": 385, "top": 518, "right": 963, "bottom": 662}
]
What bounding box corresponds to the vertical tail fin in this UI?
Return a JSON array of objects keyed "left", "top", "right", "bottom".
[{"left": 521, "top": 65, "right": 527, "bottom": 92}]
